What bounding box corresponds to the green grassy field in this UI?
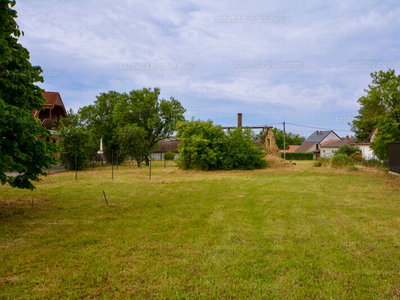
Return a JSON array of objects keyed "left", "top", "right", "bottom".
[{"left": 1, "top": 162, "right": 400, "bottom": 299}]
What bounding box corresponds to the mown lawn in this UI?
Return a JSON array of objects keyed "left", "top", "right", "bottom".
[{"left": 1, "top": 163, "right": 400, "bottom": 299}]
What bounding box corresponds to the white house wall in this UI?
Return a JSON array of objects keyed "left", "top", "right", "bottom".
[
  {"left": 150, "top": 153, "right": 179, "bottom": 161},
  {"left": 321, "top": 147, "right": 339, "bottom": 158},
  {"left": 357, "top": 145, "right": 375, "bottom": 160}
]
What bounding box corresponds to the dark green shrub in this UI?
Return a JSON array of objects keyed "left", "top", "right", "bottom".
[
  {"left": 224, "top": 128, "right": 267, "bottom": 170},
  {"left": 336, "top": 144, "right": 361, "bottom": 157},
  {"left": 331, "top": 154, "right": 355, "bottom": 169},
  {"left": 314, "top": 161, "right": 322, "bottom": 167},
  {"left": 176, "top": 120, "right": 267, "bottom": 170},
  {"left": 281, "top": 152, "right": 314, "bottom": 160},
  {"left": 164, "top": 151, "right": 176, "bottom": 161}
]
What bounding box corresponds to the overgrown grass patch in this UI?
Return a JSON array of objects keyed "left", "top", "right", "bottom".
[{"left": 1, "top": 165, "right": 400, "bottom": 298}]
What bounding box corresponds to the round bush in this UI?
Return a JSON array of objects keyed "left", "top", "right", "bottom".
[
  {"left": 164, "top": 151, "right": 176, "bottom": 161},
  {"left": 331, "top": 154, "right": 354, "bottom": 168}
]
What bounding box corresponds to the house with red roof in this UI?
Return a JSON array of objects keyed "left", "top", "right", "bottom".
[
  {"left": 320, "top": 129, "right": 377, "bottom": 160},
  {"left": 320, "top": 136, "right": 356, "bottom": 158},
  {"left": 33, "top": 91, "right": 67, "bottom": 158},
  {"left": 33, "top": 91, "right": 67, "bottom": 133}
]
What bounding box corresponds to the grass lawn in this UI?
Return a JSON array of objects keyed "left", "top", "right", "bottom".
[{"left": 1, "top": 162, "right": 400, "bottom": 299}]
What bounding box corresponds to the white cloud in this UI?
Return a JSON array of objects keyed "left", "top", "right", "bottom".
[{"left": 14, "top": 0, "right": 400, "bottom": 135}]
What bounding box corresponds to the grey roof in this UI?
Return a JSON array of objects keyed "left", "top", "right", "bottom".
[{"left": 304, "top": 131, "right": 339, "bottom": 143}]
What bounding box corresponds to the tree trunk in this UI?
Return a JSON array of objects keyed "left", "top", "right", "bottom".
[{"left": 145, "top": 156, "right": 149, "bottom": 166}]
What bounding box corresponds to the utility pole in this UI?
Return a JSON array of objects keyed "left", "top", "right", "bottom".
[
  {"left": 75, "top": 150, "right": 77, "bottom": 180},
  {"left": 283, "top": 121, "right": 286, "bottom": 160}
]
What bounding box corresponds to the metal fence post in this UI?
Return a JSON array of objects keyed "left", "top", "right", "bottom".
[{"left": 75, "top": 150, "right": 77, "bottom": 180}]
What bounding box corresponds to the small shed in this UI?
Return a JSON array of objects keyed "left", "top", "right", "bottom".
[{"left": 151, "top": 138, "right": 180, "bottom": 160}]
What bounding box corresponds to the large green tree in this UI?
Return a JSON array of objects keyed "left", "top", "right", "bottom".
[
  {"left": 271, "top": 128, "right": 304, "bottom": 150},
  {"left": 114, "top": 87, "right": 186, "bottom": 165},
  {"left": 78, "top": 91, "right": 122, "bottom": 162},
  {"left": 56, "top": 109, "right": 98, "bottom": 170},
  {"left": 117, "top": 124, "right": 150, "bottom": 167},
  {"left": 0, "top": 0, "right": 58, "bottom": 190},
  {"left": 351, "top": 70, "right": 400, "bottom": 159}
]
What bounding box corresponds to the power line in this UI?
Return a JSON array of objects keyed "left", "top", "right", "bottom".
[{"left": 285, "top": 122, "right": 352, "bottom": 132}]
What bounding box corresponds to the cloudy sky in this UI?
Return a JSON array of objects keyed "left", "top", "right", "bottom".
[{"left": 15, "top": 0, "right": 400, "bottom": 138}]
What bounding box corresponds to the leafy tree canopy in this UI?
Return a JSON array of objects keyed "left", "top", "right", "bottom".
[
  {"left": 56, "top": 109, "right": 98, "bottom": 170},
  {"left": 335, "top": 144, "right": 361, "bottom": 157},
  {"left": 176, "top": 120, "right": 267, "bottom": 170},
  {"left": 351, "top": 69, "right": 400, "bottom": 159},
  {"left": 78, "top": 88, "right": 185, "bottom": 165},
  {"left": 271, "top": 128, "right": 304, "bottom": 150},
  {"left": 0, "top": 0, "right": 58, "bottom": 190}
]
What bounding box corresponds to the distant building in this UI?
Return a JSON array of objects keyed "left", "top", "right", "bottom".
[
  {"left": 33, "top": 91, "right": 67, "bottom": 158},
  {"left": 295, "top": 130, "right": 341, "bottom": 159},
  {"left": 33, "top": 91, "right": 67, "bottom": 133},
  {"left": 351, "top": 128, "right": 377, "bottom": 160},
  {"left": 151, "top": 137, "right": 180, "bottom": 160},
  {"left": 320, "top": 136, "right": 356, "bottom": 158},
  {"left": 279, "top": 145, "right": 300, "bottom": 153}
]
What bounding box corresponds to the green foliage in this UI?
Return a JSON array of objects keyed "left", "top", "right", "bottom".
[
  {"left": 351, "top": 70, "right": 400, "bottom": 159},
  {"left": 176, "top": 120, "right": 266, "bottom": 170},
  {"left": 335, "top": 144, "right": 361, "bottom": 157},
  {"left": 0, "top": 1, "right": 58, "bottom": 189},
  {"left": 271, "top": 128, "right": 304, "bottom": 150},
  {"left": 314, "top": 161, "right": 322, "bottom": 167},
  {"left": 314, "top": 157, "right": 331, "bottom": 167},
  {"left": 79, "top": 88, "right": 185, "bottom": 165},
  {"left": 225, "top": 128, "right": 267, "bottom": 170},
  {"left": 176, "top": 120, "right": 227, "bottom": 170},
  {"left": 56, "top": 110, "right": 98, "bottom": 170},
  {"left": 281, "top": 152, "right": 313, "bottom": 160},
  {"left": 164, "top": 151, "right": 175, "bottom": 161},
  {"left": 370, "top": 117, "right": 400, "bottom": 160},
  {"left": 361, "top": 158, "right": 386, "bottom": 172},
  {"left": 78, "top": 91, "right": 122, "bottom": 162},
  {"left": 331, "top": 154, "right": 355, "bottom": 169},
  {"left": 117, "top": 124, "right": 150, "bottom": 167}
]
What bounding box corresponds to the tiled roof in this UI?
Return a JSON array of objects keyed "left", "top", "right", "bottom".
[
  {"left": 43, "top": 92, "right": 60, "bottom": 107},
  {"left": 288, "top": 145, "right": 300, "bottom": 151},
  {"left": 321, "top": 138, "right": 356, "bottom": 148},
  {"left": 295, "top": 142, "right": 316, "bottom": 152},
  {"left": 152, "top": 139, "right": 180, "bottom": 153},
  {"left": 33, "top": 91, "right": 67, "bottom": 118}
]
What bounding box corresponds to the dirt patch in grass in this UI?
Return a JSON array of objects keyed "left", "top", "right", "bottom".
[
  {"left": 265, "top": 157, "right": 294, "bottom": 169},
  {"left": 0, "top": 198, "right": 41, "bottom": 208}
]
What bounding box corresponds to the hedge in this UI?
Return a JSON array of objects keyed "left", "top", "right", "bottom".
[{"left": 280, "top": 152, "right": 314, "bottom": 160}]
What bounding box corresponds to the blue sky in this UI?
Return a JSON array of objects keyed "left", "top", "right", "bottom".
[{"left": 15, "top": 0, "right": 400, "bottom": 138}]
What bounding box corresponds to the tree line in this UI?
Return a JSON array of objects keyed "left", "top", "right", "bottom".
[{"left": 58, "top": 89, "right": 186, "bottom": 168}]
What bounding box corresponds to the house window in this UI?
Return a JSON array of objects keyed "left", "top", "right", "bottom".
[
  {"left": 316, "top": 144, "right": 319, "bottom": 150},
  {"left": 322, "top": 150, "right": 325, "bottom": 153}
]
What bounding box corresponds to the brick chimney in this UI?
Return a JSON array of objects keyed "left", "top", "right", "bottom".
[
  {"left": 320, "top": 131, "right": 322, "bottom": 135},
  {"left": 346, "top": 135, "right": 349, "bottom": 141},
  {"left": 237, "top": 113, "right": 242, "bottom": 128},
  {"left": 316, "top": 130, "right": 319, "bottom": 135}
]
